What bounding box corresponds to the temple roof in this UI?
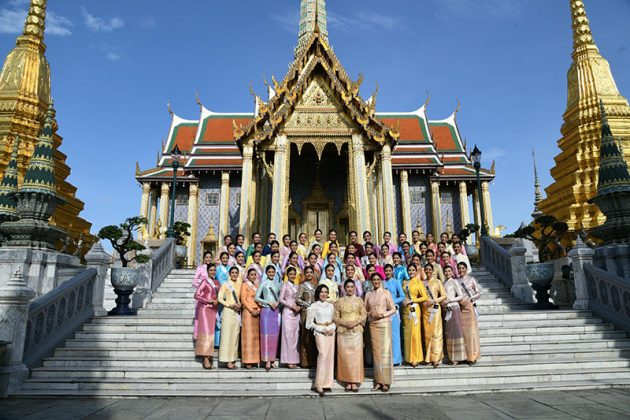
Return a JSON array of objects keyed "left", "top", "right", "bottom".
[{"left": 137, "top": 99, "right": 493, "bottom": 182}]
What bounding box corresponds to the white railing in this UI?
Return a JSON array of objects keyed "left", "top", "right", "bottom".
[
  {"left": 584, "top": 264, "right": 630, "bottom": 332},
  {"left": 150, "top": 238, "right": 176, "bottom": 292},
  {"left": 481, "top": 235, "right": 513, "bottom": 287},
  {"left": 23, "top": 269, "right": 97, "bottom": 367}
]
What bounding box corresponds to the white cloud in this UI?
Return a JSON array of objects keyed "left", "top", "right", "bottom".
[
  {"left": 140, "top": 17, "right": 156, "bottom": 29},
  {"left": 81, "top": 7, "right": 124, "bottom": 32},
  {"left": 433, "top": 0, "right": 522, "bottom": 20},
  {"left": 270, "top": 9, "right": 401, "bottom": 35},
  {"left": 0, "top": 0, "right": 72, "bottom": 36},
  {"left": 481, "top": 147, "right": 508, "bottom": 162},
  {"left": 98, "top": 44, "right": 123, "bottom": 62}
]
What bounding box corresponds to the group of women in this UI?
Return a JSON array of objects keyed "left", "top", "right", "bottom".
[{"left": 192, "top": 229, "right": 482, "bottom": 395}]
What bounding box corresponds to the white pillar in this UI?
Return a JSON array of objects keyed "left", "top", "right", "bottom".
[
  {"left": 431, "top": 181, "right": 442, "bottom": 238},
  {"left": 482, "top": 181, "right": 494, "bottom": 236},
  {"left": 148, "top": 187, "right": 158, "bottom": 239},
  {"left": 159, "top": 183, "right": 170, "bottom": 239},
  {"left": 187, "top": 183, "right": 199, "bottom": 267},
  {"left": 459, "top": 181, "right": 470, "bottom": 233},
  {"left": 139, "top": 183, "right": 151, "bottom": 240},
  {"left": 381, "top": 144, "right": 397, "bottom": 235},
  {"left": 473, "top": 188, "right": 481, "bottom": 245},
  {"left": 239, "top": 144, "right": 254, "bottom": 241},
  {"left": 219, "top": 171, "right": 231, "bottom": 241},
  {"left": 400, "top": 170, "right": 412, "bottom": 236},
  {"left": 352, "top": 134, "right": 370, "bottom": 236},
  {"left": 270, "top": 135, "right": 289, "bottom": 235}
]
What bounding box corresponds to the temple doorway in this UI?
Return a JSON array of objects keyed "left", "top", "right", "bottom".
[{"left": 289, "top": 142, "right": 349, "bottom": 246}]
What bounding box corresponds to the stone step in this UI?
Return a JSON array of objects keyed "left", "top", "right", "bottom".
[
  {"left": 30, "top": 359, "right": 630, "bottom": 380},
  {"left": 42, "top": 349, "right": 630, "bottom": 370},
  {"left": 20, "top": 368, "right": 630, "bottom": 393},
  {"left": 72, "top": 324, "right": 619, "bottom": 342},
  {"left": 53, "top": 339, "right": 630, "bottom": 358},
  {"left": 16, "top": 377, "right": 630, "bottom": 398}
]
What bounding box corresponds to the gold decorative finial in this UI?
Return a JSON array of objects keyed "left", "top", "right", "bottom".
[
  {"left": 167, "top": 102, "right": 173, "bottom": 117},
  {"left": 195, "top": 90, "right": 202, "bottom": 108},
  {"left": 424, "top": 90, "right": 431, "bottom": 108},
  {"left": 135, "top": 161, "right": 141, "bottom": 176},
  {"left": 22, "top": 0, "right": 47, "bottom": 42},
  {"left": 570, "top": 0, "right": 596, "bottom": 51},
  {"left": 454, "top": 98, "right": 461, "bottom": 115}
]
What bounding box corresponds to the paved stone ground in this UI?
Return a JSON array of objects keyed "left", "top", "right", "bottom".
[{"left": 1, "top": 389, "right": 630, "bottom": 419}]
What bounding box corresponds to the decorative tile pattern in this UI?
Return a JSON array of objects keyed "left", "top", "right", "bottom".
[
  {"left": 229, "top": 173, "right": 241, "bottom": 237},
  {"left": 440, "top": 189, "right": 455, "bottom": 233},
  {"left": 409, "top": 174, "right": 430, "bottom": 235},
  {"left": 196, "top": 175, "right": 221, "bottom": 263}
]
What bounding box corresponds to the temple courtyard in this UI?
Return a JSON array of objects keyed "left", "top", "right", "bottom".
[{"left": 1, "top": 389, "right": 630, "bottom": 419}]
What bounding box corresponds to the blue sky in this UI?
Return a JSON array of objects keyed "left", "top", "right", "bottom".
[{"left": 1, "top": 0, "right": 629, "bottom": 235}]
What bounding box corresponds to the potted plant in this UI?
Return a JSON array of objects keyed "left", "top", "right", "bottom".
[
  {"left": 172, "top": 221, "right": 191, "bottom": 261},
  {"left": 98, "top": 216, "right": 150, "bottom": 316},
  {"left": 512, "top": 215, "right": 569, "bottom": 308},
  {"left": 458, "top": 223, "right": 480, "bottom": 258}
]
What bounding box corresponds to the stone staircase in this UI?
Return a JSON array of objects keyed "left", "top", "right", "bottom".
[{"left": 12, "top": 269, "right": 630, "bottom": 397}]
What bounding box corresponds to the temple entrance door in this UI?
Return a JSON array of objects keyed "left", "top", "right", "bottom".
[{"left": 306, "top": 207, "right": 330, "bottom": 238}]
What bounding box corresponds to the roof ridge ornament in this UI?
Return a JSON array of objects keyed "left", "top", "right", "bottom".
[{"left": 424, "top": 90, "right": 431, "bottom": 108}]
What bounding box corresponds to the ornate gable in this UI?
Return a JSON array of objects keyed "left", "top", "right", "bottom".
[{"left": 234, "top": 32, "right": 399, "bottom": 150}]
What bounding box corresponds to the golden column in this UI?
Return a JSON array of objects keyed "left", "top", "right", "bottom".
[
  {"left": 219, "top": 171, "right": 231, "bottom": 242},
  {"left": 539, "top": 0, "right": 630, "bottom": 230},
  {"left": 481, "top": 181, "right": 494, "bottom": 236},
  {"left": 187, "top": 183, "right": 199, "bottom": 266},
  {"left": 459, "top": 181, "right": 470, "bottom": 230},
  {"left": 352, "top": 134, "right": 371, "bottom": 236},
  {"left": 139, "top": 182, "right": 151, "bottom": 240},
  {"left": 431, "top": 181, "right": 442, "bottom": 237},
  {"left": 270, "top": 135, "right": 289, "bottom": 236},
  {"left": 376, "top": 166, "right": 385, "bottom": 241},
  {"left": 239, "top": 144, "right": 254, "bottom": 241},
  {"left": 399, "top": 170, "right": 412, "bottom": 236},
  {"left": 149, "top": 187, "right": 158, "bottom": 238},
  {"left": 159, "top": 182, "right": 170, "bottom": 239},
  {"left": 380, "top": 144, "right": 397, "bottom": 235}
]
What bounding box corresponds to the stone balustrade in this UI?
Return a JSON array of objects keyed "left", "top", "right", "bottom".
[
  {"left": 481, "top": 236, "right": 535, "bottom": 304},
  {"left": 132, "top": 238, "right": 176, "bottom": 309},
  {"left": 23, "top": 268, "right": 97, "bottom": 367}
]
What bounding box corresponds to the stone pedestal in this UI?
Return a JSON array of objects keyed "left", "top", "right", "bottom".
[
  {"left": 0, "top": 269, "right": 35, "bottom": 397},
  {"left": 568, "top": 238, "right": 595, "bottom": 311},
  {"left": 0, "top": 247, "right": 81, "bottom": 296},
  {"left": 509, "top": 240, "right": 536, "bottom": 304},
  {"left": 84, "top": 241, "right": 112, "bottom": 317}
]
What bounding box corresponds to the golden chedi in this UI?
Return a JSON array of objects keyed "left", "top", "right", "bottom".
[
  {"left": 539, "top": 0, "right": 630, "bottom": 231},
  {"left": 0, "top": 0, "right": 93, "bottom": 252}
]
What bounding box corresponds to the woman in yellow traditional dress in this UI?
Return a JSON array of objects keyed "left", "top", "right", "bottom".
[
  {"left": 218, "top": 267, "right": 242, "bottom": 369},
  {"left": 422, "top": 263, "right": 447, "bottom": 368},
  {"left": 401, "top": 264, "right": 428, "bottom": 367}
]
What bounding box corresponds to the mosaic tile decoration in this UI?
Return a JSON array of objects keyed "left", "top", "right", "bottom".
[
  {"left": 229, "top": 173, "right": 241, "bottom": 237},
  {"left": 196, "top": 175, "right": 221, "bottom": 263},
  {"left": 409, "top": 174, "right": 430, "bottom": 234}
]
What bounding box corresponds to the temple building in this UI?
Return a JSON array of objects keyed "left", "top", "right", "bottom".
[
  {"left": 539, "top": 0, "right": 630, "bottom": 231},
  {"left": 0, "top": 0, "right": 93, "bottom": 251},
  {"left": 136, "top": 0, "right": 496, "bottom": 266}
]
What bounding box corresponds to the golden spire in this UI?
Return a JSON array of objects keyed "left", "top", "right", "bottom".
[
  {"left": 570, "top": 0, "right": 595, "bottom": 52},
  {"left": 296, "top": 0, "right": 329, "bottom": 57},
  {"left": 22, "top": 0, "right": 48, "bottom": 45}
]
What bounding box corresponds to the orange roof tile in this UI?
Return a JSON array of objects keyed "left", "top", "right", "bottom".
[
  {"left": 173, "top": 125, "right": 197, "bottom": 152},
  {"left": 201, "top": 117, "right": 253, "bottom": 143},
  {"left": 380, "top": 117, "right": 427, "bottom": 143},
  {"left": 430, "top": 125, "right": 458, "bottom": 151}
]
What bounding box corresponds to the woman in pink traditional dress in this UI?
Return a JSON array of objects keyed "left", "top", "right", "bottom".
[
  {"left": 193, "top": 264, "right": 221, "bottom": 369},
  {"left": 280, "top": 267, "right": 301, "bottom": 368},
  {"left": 193, "top": 252, "right": 213, "bottom": 288}
]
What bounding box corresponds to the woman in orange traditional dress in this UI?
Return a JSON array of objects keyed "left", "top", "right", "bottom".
[{"left": 241, "top": 268, "right": 261, "bottom": 369}]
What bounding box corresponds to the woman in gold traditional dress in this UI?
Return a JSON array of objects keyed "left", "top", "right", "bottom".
[
  {"left": 422, "top": 263, "right": 447, "bottom": 367},
  {"left": 334, "top": 279, "right": 367, "bottom": 392},
  {"left": 457, "top": 262, "right": 482, "bottom": 365},
  {"left": 401, "top": 264, "right": 428, "bottom": 367}
]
